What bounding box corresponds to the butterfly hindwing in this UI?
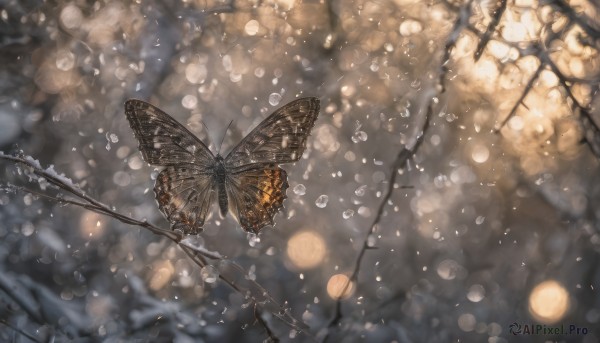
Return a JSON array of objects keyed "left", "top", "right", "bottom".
[
  {"left": 224, "top": 97, "right": 320, "bottom": 169},
  {"left": 225, "top": 164, "right": 289, "bottom": 234},
  {"left": 155, "top": 166, "right": 216, "bottom": 235}
]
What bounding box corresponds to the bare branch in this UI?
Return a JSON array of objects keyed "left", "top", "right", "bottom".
[
  {"left": 493, "top": 61, "right": 544, "bottom": 132},
  {"left": 254, "top": 304, "right": 280, "bottom": 343},
  {"left": 474, "top": 0, "right": 508, "bottom": 61},
  {"left": 0, "top": 152, "right": 308, "bottom": 341},
  {"left": 541, "top": 52, "right": 600, "bottom": 157}
]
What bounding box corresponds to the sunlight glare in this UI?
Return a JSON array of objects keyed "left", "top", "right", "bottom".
[{"left": 528, "top": 280, "right": 570, "bottom": 324}]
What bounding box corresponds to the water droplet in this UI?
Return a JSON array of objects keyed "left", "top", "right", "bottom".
[
  {"left": 181, "top": 235, "right": 205, "bottom": 251},
  {"left": 182, "top": 94, "right": 198, "bottom": 109},
  {"left": 355, "top": 185, "right": 367, "bottom": 197},
  {"left": 200, "top": 265, "right": 218, "bottom": 283},
  {"left": 467, "top": 284, "right": 485, "bottom": 302},
  {"left": 351, "top": 131, "right": 368, "bottom": 143},
  {"left": 475, "top": 216, "right": 485, "bottom": 225},
  {"left": 244, "top": 19, "right": 259, "bottom": 36},
  {"left": 471, "top": 145, "right": 489, "bottom": 163},
  {"left": 367, "top": 234, "right": 377, "bottom": 247},
  {"left": 293, "top": 184, "right": 306, "bottom": 195},
  {"left": 56, "top": 50, "right": 75, "bottom": 71},
  {"left": 342, "top": 209, "right": 354, "bottom": 219},
  {"left": 269, "top": 93, "right": 282, "bottom": 106},
  {"left": 315, "top": 195, "right": 329, "bottom": 208},
  {"left": 247, "top": 233, "right": 260, "bottom": 247},
  {"left": 445, "top": 113, "right": 458, "bottom": 122}
]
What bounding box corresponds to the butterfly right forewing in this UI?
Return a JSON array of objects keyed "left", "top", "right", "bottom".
[
  {"left": 125, "top": 99, "right": 217, "bottom": 234},
  {"left": 224, "top": 97, "right": 320, "bottom": 168}
]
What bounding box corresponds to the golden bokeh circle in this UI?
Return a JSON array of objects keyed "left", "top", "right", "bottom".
[
  {"left": 286, "top": 230, "right": 326, "bottom": 269},
  {"left": 327, "top": 274, "right": 354, "bottom": 300},
  {"left": 528, "top": 280, "right": 570, "bottom": 324}
]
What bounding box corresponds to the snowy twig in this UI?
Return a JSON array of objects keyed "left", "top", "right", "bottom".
[{"left": 0, "top": 152, "right": 309, "bottom": 340}]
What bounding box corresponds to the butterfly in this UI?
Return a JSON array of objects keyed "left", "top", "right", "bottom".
[{"left": 125, "top": 97, "right": 320, "bottom": 235}]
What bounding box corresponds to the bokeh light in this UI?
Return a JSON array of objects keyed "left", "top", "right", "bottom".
[
  {"left": 149, "top": 260, "right": 175, "bottom": 291},
  {"left": 326, "top": 274, "right": 354, "bottom": 300},
  {"left": 286, "top": 230, "right": 327, "bottom": 269},
  {"left": 80, "top": 212, "right": 105, "bottom": 239},
  {"left": 528, "top": 280, "right": 570, "bottom": 324},
  {"left": 1, "top": 0, "right": 600, "bottom": 341}
]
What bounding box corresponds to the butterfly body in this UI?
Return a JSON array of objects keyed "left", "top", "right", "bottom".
[
  {"left": 212, "top": 154, "right": 229, "bottom": 217},
  {"left": 125, "top": 97, "right": 320, "bottom": 234}
]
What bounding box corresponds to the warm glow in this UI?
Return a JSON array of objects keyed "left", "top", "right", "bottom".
[
  {"left": 80, "top": 212, "right": 104, "bottom": 238},
  {"left": 474, "top": 58, "right": 499, "bottom": 82},
  {"left": 327, "top": 274, "right": 354, "bottom": 299},
  {"left": 528, "top": 280, "right": 570, "bottom": 324},
  {"left": 502, "top": 21, "right": 528, "bottom": 42},
  {"left": 149, "top": 260, "right": 175, "bottom": 291},
  {"left": 286, "top": 231, "right": 326, "bottom": 269}
]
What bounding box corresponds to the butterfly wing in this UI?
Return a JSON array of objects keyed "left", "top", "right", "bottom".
[
  {"left": 224, "top": 97, "right": 320, "bottom": 168},
  {"left": 125, "top": 99, "right": 214, "bottom": 166},
  {"left": 125, "top": 99, "right": 216, "bottom": 234},
  {"left": 154, "top": 166, "right": 215, "bottom": 235},
  {"left": 225, "top": 164, "right": 289, "bottom": 234},
  {"left": 224, "top": 97, "right": 320, "bottom": 233}
]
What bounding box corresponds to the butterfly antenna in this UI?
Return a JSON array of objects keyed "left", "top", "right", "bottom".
[
  {"left": 200, "top": 120, "right": 215, "bottom": 151},
  {"left": 218, "top": 120, "right": 234, "bottom": 154}
]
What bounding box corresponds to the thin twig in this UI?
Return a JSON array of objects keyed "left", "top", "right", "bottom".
[
  {"left": 548, "top": 0, "right": 600, "bottom": 43},
  {"left": 254, "top": 304, "right": 280, "bottom": 343},
  {"left": 474, "top": 0, "right": 507, "bottom": 61},
  {"left": 493, "top": 62, "right": 545, "bottom": 132},
  {"left": 322, "top": 1, "right": 472, "bottom": 340},
  {"left": 541, "top": 51, "right": 600, "bottom": 157}
]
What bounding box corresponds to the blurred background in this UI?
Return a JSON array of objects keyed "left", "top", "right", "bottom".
[{"left": 1, "top": 0, "right": 600, "bottom": 342}]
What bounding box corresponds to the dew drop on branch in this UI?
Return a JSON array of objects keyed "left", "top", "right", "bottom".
[
  {"left": 200, "top": 265, "right": 218, "bottom": 283},
  {"left": 315, "top": 194, "right": 329, "bottom": 208}
]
